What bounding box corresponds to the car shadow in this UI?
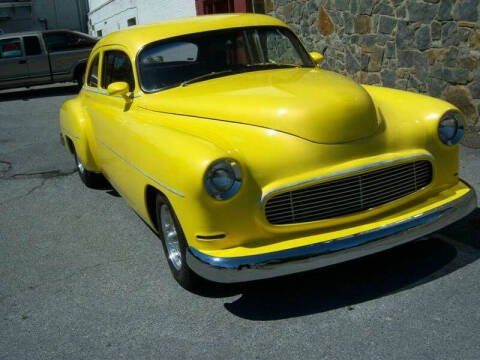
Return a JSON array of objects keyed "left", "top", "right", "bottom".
[
  {"left": 0, "top": 84, "right": 79, "bottom": 102},
  {"left": 193, "top": 209, "right": 480, "bottom": 321}
]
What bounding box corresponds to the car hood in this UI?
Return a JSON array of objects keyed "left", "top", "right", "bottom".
[{"left": 140, "top": 68, "right": 380, "bottom": 144}]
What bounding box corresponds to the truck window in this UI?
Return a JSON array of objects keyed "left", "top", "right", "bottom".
[
  {"left": 43, "top": 31, "right": 96, "bottom": 52},
  {"left": 24, "top": 36, "right": 42, "bottom": 56},
  {"left": 87, "top": 54, "right": 99, "bottom": 88},
  {"left": 0, "top": 38, "right": 23, "bottom": 58},
  {"left": 102, "top": 51, "right": 135, "bottom": 91}
]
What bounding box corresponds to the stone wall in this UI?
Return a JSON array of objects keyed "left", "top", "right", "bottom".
[{"left": 266, "top": 0, "right": 480, "bottom": 147}]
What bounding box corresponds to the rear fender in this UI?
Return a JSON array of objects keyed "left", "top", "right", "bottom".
[{"left": 59, "top": 97, "right": 100, "bottom": 172}]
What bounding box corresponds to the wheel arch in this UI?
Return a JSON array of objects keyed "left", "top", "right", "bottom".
[
  {"left": 145, "top": 184, "right": 161, "bottom": 232},
  {"left": 59, "top": 97, "right": 100, "bottom": 172},
  {"left": 72, "top": 60, "right": 87, "bottom": 83},
  {"left": 65, "top": 136, "right": 75, "bottom": 154}
]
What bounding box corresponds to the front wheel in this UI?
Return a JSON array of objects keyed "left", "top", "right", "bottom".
[{"left": 155, "top": 193, "right": 203, "bottom": 291}]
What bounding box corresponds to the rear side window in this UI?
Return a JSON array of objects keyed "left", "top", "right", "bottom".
[
  {"left": 0, "top": 38, "right": 23, "bottom": 58},
  {"left": 102, "top": 51, "right": 135, "bottom": 91},
  {"left": 24, "top": 36, "right": 42, "bottom": 56},
  {"left": 43, "top": 31, "right": 96, "bottom": 52},
  {"left": 87, "top": 54, "right": 99, "bottom": 87}
]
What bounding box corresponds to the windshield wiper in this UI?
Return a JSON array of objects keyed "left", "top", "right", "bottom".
[{"left": 181, "top": 70, "right": 234, "bottom": 87}]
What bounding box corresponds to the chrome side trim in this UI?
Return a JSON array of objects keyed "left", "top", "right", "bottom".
[
  {"left": 82, "top": 86, "right": 108, "bottom": 95},
  {"left": 187, "top": 184, "right": 476, "bottom": 283},
  {"left": 52, "top": 71, "right": 70, "bottom": 76},
  {"left": 82, "top": 85, "right": 108, "bottom": 95},
  {"left": 260, "top": 154, "right": 433, "bottom": 206},
  {"left": 81, "top": 86, "right": 142, "bottom": 98},
  {"left": 95, "top": 137, "right": 185, "bottom": 198}
]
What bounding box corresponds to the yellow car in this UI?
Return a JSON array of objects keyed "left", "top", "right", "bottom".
[{"left": 60, "top": 14, "right": 477, "bottom": 290}]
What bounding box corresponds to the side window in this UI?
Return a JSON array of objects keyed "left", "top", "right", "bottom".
[
  {"left": 44, "top": 31, "right": 96, "bottom": 52},
  {"left": 71, "top": 33, "right": 97, "bottom": 48},
  {"left": 258, "top": 29, "right": 303, "bottom": 66},
  {"left": 0, "top": 38, "right": 24, "bottom": 58},
  {"left": 87, "top": 54, "right": 99, "bottom": 87},
  {"left": 102, "top": 51, "right": 135, "bottom": 91},
  {"left": 141, "top": 42, "right": 198, "bottom": 65},
  {"left": 23, "top": 36, "right": 42, "bottom": 56}
]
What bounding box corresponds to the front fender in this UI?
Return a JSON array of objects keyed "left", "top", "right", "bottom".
[
  {"left": 121, "top": 108, "right": 260, "bottom": 247},
  {"left": 362, "top": 85, "right": 461, "bottom": 148},
  {"left": 363, "top": 85, "right": 462, "bottom": 192}
]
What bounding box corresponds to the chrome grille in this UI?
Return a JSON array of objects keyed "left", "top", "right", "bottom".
[{"left": 265, "top": 160, "right": 433, "bottom": 225}]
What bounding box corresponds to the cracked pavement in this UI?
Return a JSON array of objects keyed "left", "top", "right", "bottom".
[{"left": 0, "top": 84, "right": 479, "bottom": 360}]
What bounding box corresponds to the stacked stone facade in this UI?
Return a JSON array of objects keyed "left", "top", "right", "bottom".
[{"left": 266, "top": 0, "right": 480, "bottom": 147}]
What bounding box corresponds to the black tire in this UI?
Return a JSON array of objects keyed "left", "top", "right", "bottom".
[
  {"left": 74, "top": 151, "right": 106, "bottom": 189},
  {"left": 74, "top": 66, "right": 85, "bottom": 91},
  {"left": 155, "top": 192, "right": 203, "bottom": 291}
]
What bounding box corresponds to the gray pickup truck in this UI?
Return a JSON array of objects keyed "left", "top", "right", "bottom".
[{"left": 0, "top": 30, "right": 97, "bottom": 90}]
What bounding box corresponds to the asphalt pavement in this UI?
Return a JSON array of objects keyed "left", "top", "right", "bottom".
[{"left": 0, "top": 84, "right": 479, "bottom": 360}]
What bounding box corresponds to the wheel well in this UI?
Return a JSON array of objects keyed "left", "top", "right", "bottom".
[
  {"left": 74, "top": 63, "right": 87, "bottom": 82},
  {"left": 65, "top": 137, "right": 75, "bottom": 154},
  {"left": 146, "top": 185, "right": 162, "bottom": 231}
]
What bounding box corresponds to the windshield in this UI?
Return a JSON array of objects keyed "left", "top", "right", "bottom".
[{"left": 138, "top": 27, "right": 314, "bottom": 92}]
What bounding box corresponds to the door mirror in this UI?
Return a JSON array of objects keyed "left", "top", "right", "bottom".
[
  {"left": 107, "top": 81, "right": 130, "bottom": 97},
  {"left": 309, "top": 52, "right": 324, "bottom": 66}
]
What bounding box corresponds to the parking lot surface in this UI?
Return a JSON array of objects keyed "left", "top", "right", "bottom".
[{"left": 1, "top": 85, "right": 479, "bottom": 360}]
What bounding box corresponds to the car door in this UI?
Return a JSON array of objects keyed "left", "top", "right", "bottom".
[
  {"left": 23, "top": 35, "right": 50, "bottom": 85},
  {"left": 0, "top": 37, "right": 30, "bottom": 90},
  {"left": 84, "top": 47, "right": 136, "bottom": 197}
]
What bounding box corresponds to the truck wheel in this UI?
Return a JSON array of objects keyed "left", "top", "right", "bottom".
[
  {"left": 155, "top": 192, "right": 203, "bottom": 291},
  {"left": 74, "top": 66, "right": 86, "bottom": 90}
]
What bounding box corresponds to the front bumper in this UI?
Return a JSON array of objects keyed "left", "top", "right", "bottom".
[{"left": 186, "top": 182, "right": 477, "bottom": 283}]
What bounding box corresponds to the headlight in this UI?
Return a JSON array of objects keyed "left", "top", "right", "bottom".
[
  {"left": 438, "top": 111, "right": 464, "bottom": 146},
  {"left": 204, "top": 159, "right": 242, "bottom": 200}
]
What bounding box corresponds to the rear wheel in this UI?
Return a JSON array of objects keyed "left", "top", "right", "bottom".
[
  {"left": 155, "top": 192, "right": 202, "bottom": 291},
  {"left": 74, "top": 150, "right": 105, "bottom": 188}
]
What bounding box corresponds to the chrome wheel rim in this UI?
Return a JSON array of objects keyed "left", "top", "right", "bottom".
[
  {"left": 160, "top": 204, "right": 182, "bottom": 270},
  {"left": 76, "top": 155, "right": 85, "bottom": 174}
]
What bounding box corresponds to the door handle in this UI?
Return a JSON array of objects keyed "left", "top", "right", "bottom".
[{"left": 18, "top": 60, "right": 27, "bottom": 64}]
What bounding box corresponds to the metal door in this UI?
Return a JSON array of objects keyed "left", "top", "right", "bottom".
[
  {"left": 23, "top": 35, "right": 51, "bottom": 85},
  {"left": 0, "top": 37, "right": 30, "bottom": 90}
]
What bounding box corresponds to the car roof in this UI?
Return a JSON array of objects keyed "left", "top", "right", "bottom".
[{"left": 94, "top": 13, "right": 287, "bottom": 56}]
